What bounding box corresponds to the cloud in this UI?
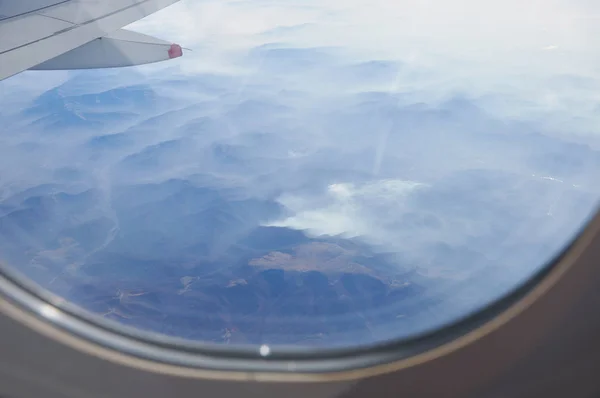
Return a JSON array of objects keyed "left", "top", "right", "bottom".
[{"left": 268, "top": 179, "right": 425, "bottom": 240}]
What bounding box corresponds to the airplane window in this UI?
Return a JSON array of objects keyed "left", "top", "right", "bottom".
[{"left": 0, "top": 0, "right": 599, "bottom": 355}]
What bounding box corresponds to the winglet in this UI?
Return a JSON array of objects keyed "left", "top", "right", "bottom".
[{"left": 168, "top": 44, "right": 183, "bottom": 59}]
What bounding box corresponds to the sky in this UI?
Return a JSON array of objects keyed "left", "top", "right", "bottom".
[{"left": 0, "top": 0, "right": 599, "bottom": 347}]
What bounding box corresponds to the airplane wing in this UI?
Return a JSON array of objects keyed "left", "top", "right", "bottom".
[{"left": 0, "top": 0, "right": 183, "bottom": 81}]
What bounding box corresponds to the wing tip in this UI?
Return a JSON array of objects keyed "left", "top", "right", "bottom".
[{"left": 168, "top": 44, "right": 183, "bottom": 59}]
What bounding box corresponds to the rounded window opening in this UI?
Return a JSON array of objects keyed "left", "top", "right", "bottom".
[{"left": 0, "top": 0, "right": 599, "bottom": 350}]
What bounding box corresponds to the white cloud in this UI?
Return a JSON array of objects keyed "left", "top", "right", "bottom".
[{"left": 268, "top": 179, "right": 426, "bottom": 242}]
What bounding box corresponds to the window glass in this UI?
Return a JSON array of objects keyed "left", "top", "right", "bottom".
[{"left": 0, "top": 0, "right": 599, "bottom": 348}]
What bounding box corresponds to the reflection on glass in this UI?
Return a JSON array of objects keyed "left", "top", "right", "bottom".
[{"left": 0, "top": 0, "right": 599, "bottom": 348}]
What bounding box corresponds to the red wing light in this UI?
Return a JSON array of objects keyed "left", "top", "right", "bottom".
[{"left": 168, "top": 44, "right": 183, "bottom": 59}]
